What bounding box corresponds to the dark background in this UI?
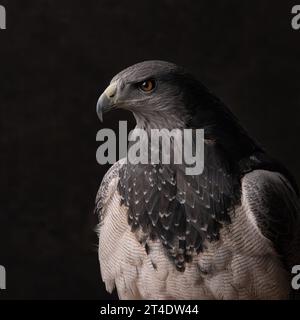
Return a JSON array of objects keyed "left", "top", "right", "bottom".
[{"left": 0, "top": 0, "right": 299, "bottom": 299}]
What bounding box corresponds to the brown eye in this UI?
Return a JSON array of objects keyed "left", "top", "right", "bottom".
[{"left": 139, "top": 79, "right": 155, "bottom": 92}]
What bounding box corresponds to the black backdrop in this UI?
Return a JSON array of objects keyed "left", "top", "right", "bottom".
[{"left": 0, "top": 0, "right": 299, "bottom": 299}]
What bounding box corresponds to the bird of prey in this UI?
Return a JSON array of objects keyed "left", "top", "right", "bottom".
[{"left": 95, "top": 60, "right": 300, "bottom": 299}]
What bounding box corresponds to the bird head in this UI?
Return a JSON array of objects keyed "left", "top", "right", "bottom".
[
  {"left": 96, "top": 60, "right": 202, "bottom": 129},
  {"left": 96, "top": 60, "right": 260, "bottom": 159}
]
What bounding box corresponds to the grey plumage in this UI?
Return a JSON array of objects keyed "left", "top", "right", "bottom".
[{"left": 95, "top": 60, "right": 300, "bottom": 299}]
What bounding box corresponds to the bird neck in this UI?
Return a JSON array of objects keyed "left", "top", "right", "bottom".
[{"left": 133, "top": 111, "right": 186, "bottom": 131}]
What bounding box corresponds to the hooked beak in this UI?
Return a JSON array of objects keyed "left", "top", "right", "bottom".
[{"left": 96, "top": 82, "right": 118, "bottom": 122}]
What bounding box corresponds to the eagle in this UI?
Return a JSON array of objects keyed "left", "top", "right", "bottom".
[{"left": 95, "top": 60, "right": 300, "bottom": 299}]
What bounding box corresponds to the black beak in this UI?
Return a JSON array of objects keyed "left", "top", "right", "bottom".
[
  {"left": 96, "top": 94, "right": 113, "bottom": 122},
  {"left": 96, "top": 82, "right": 117, "bottom": 122}
]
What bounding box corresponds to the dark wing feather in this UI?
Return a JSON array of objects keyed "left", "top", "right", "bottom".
[{"left": 243, "top": 170, "right": 300, "bottom": 271}]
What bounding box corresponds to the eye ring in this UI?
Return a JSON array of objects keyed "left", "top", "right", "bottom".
[{"left": 138, "top": 79, "right": 156, "bottom": 92}]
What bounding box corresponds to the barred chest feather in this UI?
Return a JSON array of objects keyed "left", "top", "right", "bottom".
[{"left": 97, "top": 165, "right": 290, "bottom": 299}]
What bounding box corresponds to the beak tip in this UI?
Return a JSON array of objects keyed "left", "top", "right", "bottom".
[
  {"left": 97, "top": 82, "right": 117, "bottom": 122},
  {"left": 96, "top": 97, "right": 104, "bottom": 122}
]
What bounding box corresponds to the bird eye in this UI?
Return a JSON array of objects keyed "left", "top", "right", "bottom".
[{"left": 139, "top": 79, "right": 156, "bottom": 92}]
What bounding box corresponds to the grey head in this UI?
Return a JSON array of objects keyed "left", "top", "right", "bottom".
[
  {"left": 96, "top": 60, "right": 196, "bottom": 130},
  {"left": 96, "top": 60, "right": 263, "bottom": 161}
]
